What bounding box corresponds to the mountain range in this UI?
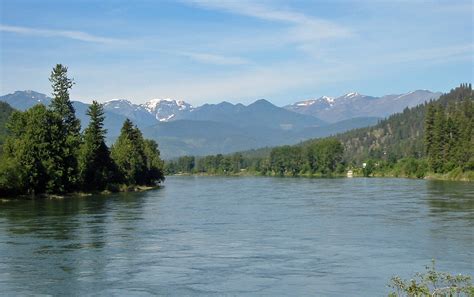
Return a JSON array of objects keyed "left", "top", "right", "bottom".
[
  {"left": 0, "top": 89, "right": 441, "bottom": 158},
  {"left": 284, "top": 90, "right": 442, "bottom": 122}
]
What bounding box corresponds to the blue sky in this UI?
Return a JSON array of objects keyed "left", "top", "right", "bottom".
[{"left": 0, "top": 0, "right": 472, "bottom": 106}]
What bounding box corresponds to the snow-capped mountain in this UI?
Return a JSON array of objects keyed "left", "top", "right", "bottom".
[
  {"left": 289, "top": 96, "right": 336, "bottom": 112},
  {"left": 103, "top": 99, "right": 158, "bottom": 127},
  {"left": 103, "top": 98, "right": 194, "bottom": 124},
  {"left": 143, "top": 99, "right": 193, "bottom": 122},
  {"left": 285, "top": 90, "right": 441, "bottom": 123}
]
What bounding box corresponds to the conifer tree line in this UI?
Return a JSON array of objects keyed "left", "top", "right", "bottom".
[
  {"left": 0, "top": 64, "right": 164, "bottom": 196},
  {"left": 424, "top": 83, "right": 473, "bottom": 173}
]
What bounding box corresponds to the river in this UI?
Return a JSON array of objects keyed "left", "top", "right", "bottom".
[{"left": 0, "top": 176, "right": 472, "bottom": 296}]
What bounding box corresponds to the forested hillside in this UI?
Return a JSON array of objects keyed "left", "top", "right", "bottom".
[
  {"left": 167, "top": 84, "right": 473, "bottom": 180},
  {"left": 331, "top": 84, "right": 473, "bottom": 165}
]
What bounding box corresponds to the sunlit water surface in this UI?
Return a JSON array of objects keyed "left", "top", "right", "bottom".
[{"left": 0, "top": 176, "right": 473, "bottom": 296}]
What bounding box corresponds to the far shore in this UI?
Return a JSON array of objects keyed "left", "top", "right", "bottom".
[{"left": 168, "top": 171, "right": 474, "bottom": 182}]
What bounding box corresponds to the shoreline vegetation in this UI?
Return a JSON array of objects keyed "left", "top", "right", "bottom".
[
  {"left": 0, "top": 64, "right": 165, "bottom": 199},
  {"left": 168, "top": 169, "right": 474, "bottom": 182},
  {"left": 165, "top": 84, "right": 473, "bottom": 182},
  {"left": 0, "top": 185, "right": 161, "bottom": 201}
]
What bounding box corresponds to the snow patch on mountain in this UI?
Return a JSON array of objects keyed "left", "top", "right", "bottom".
[
  {"left": 340, "top": 92, "right": 362, "bottom": 100},
  {"left": 284, "top": 90, "right": 441, "bottom": 123},
  {"left": 142, "top": 98, "right": 193, "bottom": 121},
  {"left": 296, "top": 100, "right": 316, "bottom": 107}
]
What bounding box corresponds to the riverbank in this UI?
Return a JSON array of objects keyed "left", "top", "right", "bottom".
[
  {"left": 169, "top": 169, "right": 474, "bottom": 182},
  {"left": 0, "top": 184, "right": 162, "bottom": 201},
  {"left": 366, "top": 168, "right": 474, "bottom": 182}
]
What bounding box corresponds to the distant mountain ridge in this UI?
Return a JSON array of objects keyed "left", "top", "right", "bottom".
[
  {"left": 0, "top": 89, "right": 441, "bottom": 158},
  {"left": 285, "top": 90, "right": 442, "bottom": 122}
]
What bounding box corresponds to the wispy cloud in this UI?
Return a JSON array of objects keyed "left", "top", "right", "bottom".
[
  {"left": 0, "top": 24, "right": 122, "bottom": 45},
  {"left": 178, "top": 51, "right": 250, "bottom": 65},
  {"left": 183, "top": 0, "right": 353, "bottom": 43}
]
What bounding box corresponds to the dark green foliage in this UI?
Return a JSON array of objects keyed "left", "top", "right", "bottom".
[
  {"left": 303, "top": 84, "right": 472, "bottom": 178},
  {"left": 111, "top": 119, "right": 148, "bottom": 185},
  {"left": 362, "top": 160, "right": 375, "bottom": 177},
  {"left": 111, "top": 119, "right": 165, "bottom": 186},
  {"left": 0, "top": 101, "right": 15, "bottom": 148},
  {"left": 1, "top": 105, "right": 67, "bottom": 194},
  {"left": 143, "top": 139, "right": 165, "bottom": 184},
  {"left": 0, "top": 65, "right": 165, "bottom": 197},
  {"left": 50, "top": 64, "right": 80, "bottom": 135},
  {"left": 270, "top": 145, "right": 304, "bottom": 176},
  {"left": 266, "top": 139, "right": 343, "bottom": 176},
  {"left": 169, "top": 138, "right": 344, "bottom": 177},
  {"left": 177, "top": 156, "right": 196, "bottom": 173},
  {"left": 424, "top": 84, "right": 473, "bottom": 174},
  {"left": 49, "top": 64, "right": 81, "bottom": 191},
  {"left": 78, "top": 101, "right": 116, "bottom": 192},
  {"left": 305, "top": 138, "right": 344, "bottom": 175}
]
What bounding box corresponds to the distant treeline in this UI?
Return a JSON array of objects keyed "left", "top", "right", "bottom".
[
  {"left": 165, "top": 138, "right": 345, "bottom": 176},
  {"left": 166, "top": 84, "right": 473, "bottom": 180},
  {"left": 0, "top": 64, "right": 164, "bottom": 197}
]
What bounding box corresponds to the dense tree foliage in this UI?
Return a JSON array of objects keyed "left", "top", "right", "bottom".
[
  {"left": 0, "top": 101, "right": 15, "bottom": 148},
  {"left": 165, "top": 138, "right": 344, "bottom": 177},
  {"left": 1, "top": 105, "right": 66, "bottom": 194},
  {"left": 78, "top": 101, "right": 116, "bottom": 192},
  {"left": 424, "top": 83, "right": 473, "bottom": 173},
  {"left": 331, "top": 84, "right": 473, "bottom": 168},
  {"left": 111, "top": 119, "right": 165, "bottom": 186},
  {"left": 0, "top": 65, "right": 164, "bottom": 197}
]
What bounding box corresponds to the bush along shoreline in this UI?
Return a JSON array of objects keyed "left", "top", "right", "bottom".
[{"left": 0, "top": 64, "right": 165, "bottom": 198}]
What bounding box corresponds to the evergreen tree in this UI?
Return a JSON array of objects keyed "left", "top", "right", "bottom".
[
  {"left": 424, "top": 104, "right": 436, "bottom": 159},
  {"left": 2, "top": 105, "right": 66, "bottom": 194},
  {"left": 50, "top": 64, "right": 80, "bottom": 135},
  {"left": 143, "top": 139, "right": 165, "bottom": 184},
  {"left": 78, "top": 101, "right": 115, "bottom": 191},
  {"left": 431, "top": 104, "right": 446, "bottom": 173},
  {"left": 0, "top": 64, "right": 166, "bottom": 196},
  {"left": 111, "top": 119, "right": 147, "bottom": 185},
  {"left": 49, "top": 64, "right": 81, "bottom": 191}
]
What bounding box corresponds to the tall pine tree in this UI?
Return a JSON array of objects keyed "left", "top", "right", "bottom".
[
  {"left": 78, "top": 101, "right": 115, "bottom": 191},
  {"left": 49, "top": 64, "right": 81, "bottom": 191},
  {"left": 111, "top": 119, "right": 147, "bottom": 185}
]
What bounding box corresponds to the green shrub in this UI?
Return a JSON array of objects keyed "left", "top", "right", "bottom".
[{"left": 388, "top": 260, "right": 473, "bottom": 297}]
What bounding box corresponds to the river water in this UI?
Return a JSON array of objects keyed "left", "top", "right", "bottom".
[{"left": 0, "top": 176, "right": 472, "bottom": 296}]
